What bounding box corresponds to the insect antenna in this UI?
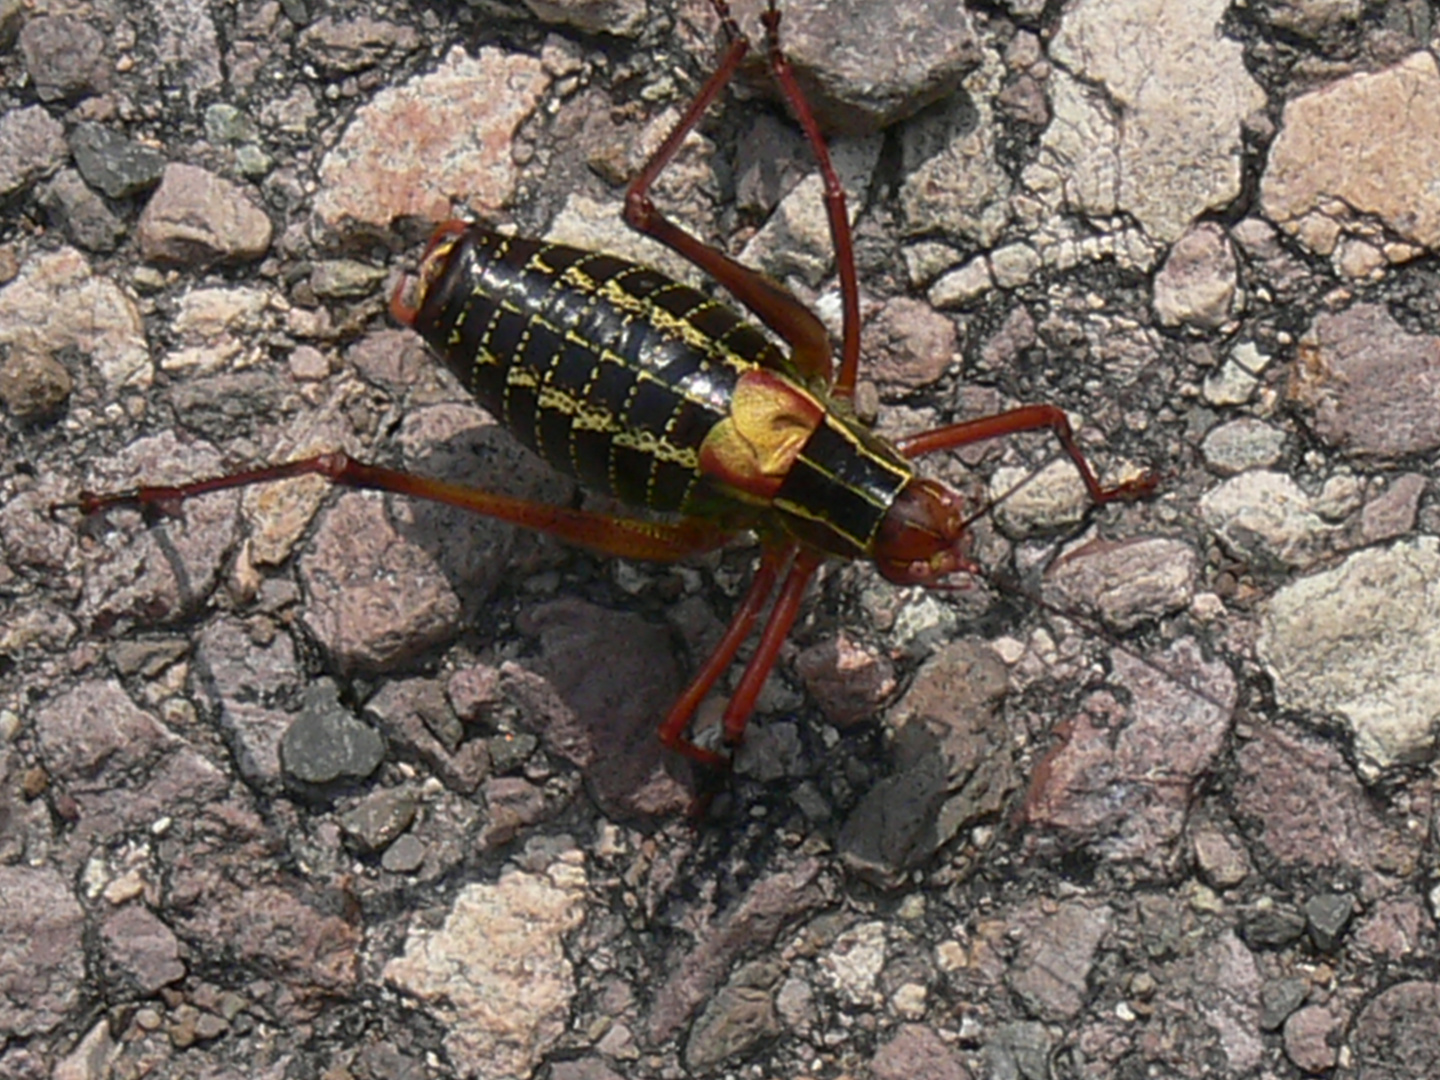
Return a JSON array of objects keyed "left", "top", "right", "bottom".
[{"left": 932, "top": 455, "right": 1238, "bottom": 720}]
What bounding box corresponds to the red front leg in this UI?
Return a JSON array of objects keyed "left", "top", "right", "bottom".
[
  {"left": 657, "top": 543, "right": 794, "bottom": 767},
  {"left": 896, "top": 404, "right": 1158, "bottom": 505}
]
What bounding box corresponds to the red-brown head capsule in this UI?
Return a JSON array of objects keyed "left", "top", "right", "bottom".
[{"left": 871, "top": 477, "right": 981, "bottom": 586}]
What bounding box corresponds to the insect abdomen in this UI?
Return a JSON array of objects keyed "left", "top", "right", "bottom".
[{"left": 412, "top": 228, "right": 787, "bottom": 514}]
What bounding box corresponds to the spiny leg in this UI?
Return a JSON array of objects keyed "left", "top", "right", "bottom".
[
  {"left": 755, "top": 1, "right": 862, "bottom": 396},
  {"left": 74, "top": 452, "right": 736, "bottom": 563},
  {"left": 895, "top": 404, "right": 1158, "bottom": 505},
  {"left": 623, "top": 0, "right": 835, "bottom": 386},
  {"left": 719, "top": 548, "right": 822, "bottom": 746},
  {"left": 657, "top": 543, "right": 793, "bottom": 767},
  {"left": 627, "top": 3, "right": 863, "bottom": 760}
]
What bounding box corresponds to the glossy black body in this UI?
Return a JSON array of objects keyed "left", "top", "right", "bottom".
[{"left": 411, "top": 227, "right": 916, "bottom": 559}]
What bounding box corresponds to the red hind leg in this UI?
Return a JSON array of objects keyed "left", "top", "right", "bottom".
[{"left": 74, "top": 453, "right": 737, "bottom": 563}]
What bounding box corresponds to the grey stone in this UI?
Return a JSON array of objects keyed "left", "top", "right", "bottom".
[
  {"left": 521, "top": 0, "right": 646, "bottom": 37},
  {"left": 101, "top": 904, "right": 186, "bottom": 994},
  {"left": 281, "top": 680, "right": 386, "bottom": 785},
  {"left": 1260, "top": 537, "right": 1440, "bottom": 777},
  {"left": 339, "top": 787, "right": 418, "bottom": 851},
  {"left": 41, "top": 169, "right": 125, "bottom": 253},
  {"left": 314, "top": 46, "right": 549, "bottom": 234},
  {"left": 1263, "top": 53, "right": 1440, "bottom": 255},
  {"left": 1239, "top": 903, "right": 1308, "bottom": 949},
  {"left": 0, "top": 248, "right": 148, "bottom": 392},
  {"left": 1349, "top": 981, "right": 1440, "bottom": 1080},
  {"left": 683, "top": 961, "right": 781, "bottom": 1071},
  {"left": 1044, "top": 535, "right": 1198, "bottom": 630},
  {"left": 1304, "top": 892, "right": 1355, "bottom": 952},
  {"left": 69, "top": 123, "right": 168, "bottom": 200},
  {"left": 1260, "top": 976, "right": 1310, "bottom": 1032},
  {"left": 1200, "top": 418, "right": 1287, "bottom": 475},
  {"left": 1284, "top": 1003, "right": 1345, "bottom": 1074},
  {"left": 985, "top": 1021, "right": 1050, "bottom": 1080},
  {"left": 0, "top": 346, "right": 72, "bottom": 421},
  {"left": 1152, "top": 223, "right": 1238, "bottom": 329},
  {"left": 18, "top": 15, "right": 109, "bottom": 102},
  {"left": 297, "top": 14, "right": 420, "bottom": 70},
  {"left": 381, "top": 833, "right": 427, "bottom": 874},
  {"left": 731, "top": 0, "right": 983, "bottom": 135},
  {"left": 0, "top": 105, "right": 66, "bottom": 198},
  {"left": 193, "top": 616, "right": 303, "bottom": 788},
  {"left": 383, "top": 862, "right": 587, "bottom": 1078},
  {"left": 647, "top": 859, "right": 827, "bottom": 1044},
  {"left": 1291, "top": 304, "right": 1440, "bottom": 458},
  {"left": 1027, "top": 0, "right": 1265, "bottom": 243},
  {"left": 872, "top": 1023, "right": 972, "bottom": 1080},
  {"left": 1006, "top": 901, "right": 1112, "bottom": 1021},
  {"left": 137, "top": 164, "right": 272, "bottom": 266}
]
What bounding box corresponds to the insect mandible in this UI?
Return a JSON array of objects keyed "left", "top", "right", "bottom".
[{"left": 75, "top": 0, "right": 1158, "bottom": 768}]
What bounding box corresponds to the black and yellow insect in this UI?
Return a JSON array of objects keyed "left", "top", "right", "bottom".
[
  {"left": 78, "top": 0, "right": 1155, "bottom": 767},
  {"left": 404, "top": 226, "right": 918, "bottom": 563}
]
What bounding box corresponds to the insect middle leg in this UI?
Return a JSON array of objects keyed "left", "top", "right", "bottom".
[
  {"left": 623, "top": 1, "right": 879, "bottom": 763},
  {"left": 658, "top": 543, "right": 791, "bottom": 766},
  {"left": 624, "top": 0, "right": 858, "bottom": 393},
  {"left": 656, "top": 542, "right": 823, "bottom": 766}
]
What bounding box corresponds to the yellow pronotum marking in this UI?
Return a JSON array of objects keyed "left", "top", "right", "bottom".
[{"left": 697, "top": 370, "right": 824, "bottom": 500}]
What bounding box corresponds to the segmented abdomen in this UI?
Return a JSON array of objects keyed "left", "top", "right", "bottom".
[{"left": 411, "top": 228, "right": 787, "bottom": 514}]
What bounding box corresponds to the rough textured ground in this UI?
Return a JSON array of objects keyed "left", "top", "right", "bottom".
[{"left": 2, "top": 0, "right": 1439, "bottom": 1078}]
